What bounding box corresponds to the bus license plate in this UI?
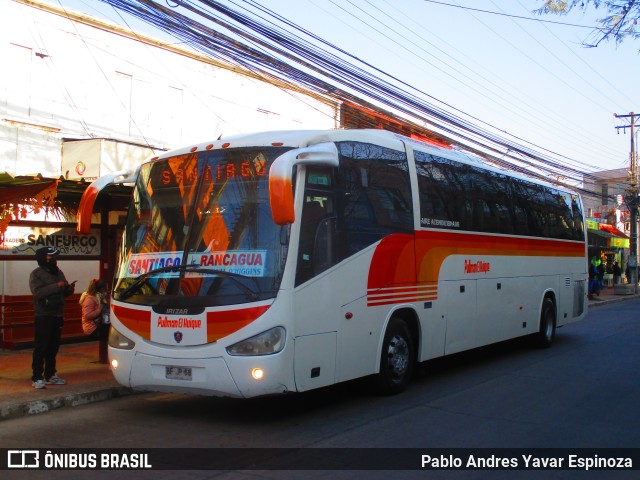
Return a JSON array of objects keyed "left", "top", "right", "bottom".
[{"left": 166, "top": 366, "right": 192, "bottom": 381}]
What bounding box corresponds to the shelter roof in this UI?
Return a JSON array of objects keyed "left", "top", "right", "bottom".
[
  {"left": 0, "top": 172, "right": 131, "bottom": 233},
  {"left": 0, "top": 173, "right": 131, "bottom": 207}
]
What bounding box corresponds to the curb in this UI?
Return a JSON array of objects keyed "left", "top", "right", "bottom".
[
  {"left": 0, "top": 387, "right": 135, "bottom": 422},
  {"left": 588, "top": 294, "right": 640, "bottom": 308}
]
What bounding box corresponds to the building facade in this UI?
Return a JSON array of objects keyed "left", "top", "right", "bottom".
[{"left": 582, "top": 168, "right": 632, "bottom": 283}]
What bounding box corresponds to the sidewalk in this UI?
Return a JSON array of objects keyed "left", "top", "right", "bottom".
[
  {"left": 0, "top": 340, "right": 134, "bottom": 421},
  {"left": 1, "top": 288, "right": 639, "bottom": 422}
]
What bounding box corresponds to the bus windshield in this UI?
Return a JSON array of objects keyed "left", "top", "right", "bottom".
[{"left": 113, "top": 146, "right": 293, "bottom": 307}]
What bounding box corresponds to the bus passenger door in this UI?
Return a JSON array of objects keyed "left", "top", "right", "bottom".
[
  {"left": 293, "top": 167, "right": 340, "bottom": 391},
  {"left": 444, "top": 279, "right": 477, "bottom": 354},
  {"left": 295, "top": 168, "right": 336, "bottom": 286}
]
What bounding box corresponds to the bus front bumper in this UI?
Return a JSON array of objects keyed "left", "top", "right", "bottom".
[{"left": 109, "top": 347, "right": 292, "bottom": 398}]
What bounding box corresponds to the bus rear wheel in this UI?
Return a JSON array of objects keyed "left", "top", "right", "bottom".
[
  {"left": 374, "top": 317, "right": 414, "bottom": 395},
  {"left": 534, "top": 297, "right": 556, "bottom": 348}
]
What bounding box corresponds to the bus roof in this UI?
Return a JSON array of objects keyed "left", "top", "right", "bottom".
[{"left": 152, "top": 128, "right": 579, "bottom": 196}]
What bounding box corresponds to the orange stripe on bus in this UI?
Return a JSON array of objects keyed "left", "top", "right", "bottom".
[
  {"left": 367, "top": 294, "right": 438, "bottom": 307},
  {"left": 414, "top": 231, "right": 585, "bottom": 284},
  {"left": 367, "top": 231, "right": 585, "bottom": 306},
  {"left": 113, "top": 304, "right": 152, "bottom": 339},
  {"left": 367, "top": 285, "right": 438, "bottom": 295},
  {"left": 206, "top": 305, "right": 271, "bottom": 342}
]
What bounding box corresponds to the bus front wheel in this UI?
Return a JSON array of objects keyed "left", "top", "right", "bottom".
[
  {"left": 374, "top": 317, "right": 414, "bottom": 395},
  {"left": 535, "top": 297, "right": 556, "bottom": 348}
]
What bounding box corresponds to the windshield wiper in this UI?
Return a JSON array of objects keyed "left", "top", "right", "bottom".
[
  {"left": 185, "top": 266, "right": 261, "bottom": 300},
  {"left": 116, "top": 265, "right": 180, "bottom": 300},
  {"left": 116, "top": 264, "right": 260, "bottom": 300}
]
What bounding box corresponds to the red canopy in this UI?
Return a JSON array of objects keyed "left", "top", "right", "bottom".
[{"left": 598, "top": 223, "right": 629, "bottom": 239}]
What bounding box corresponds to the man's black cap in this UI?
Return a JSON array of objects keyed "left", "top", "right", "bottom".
[
  {"left": 36, "top": 246, "right": 60, "bottom": 266},
  {"left": 39, "top": 247, "right": 60, "bottom": 257}
]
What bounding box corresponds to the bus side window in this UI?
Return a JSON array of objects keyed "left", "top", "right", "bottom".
[
  {"left": 295, "top": 169, "right": 336, "bottom": 286},
  {"left": 335, "top": 141, "right": 412, "bottom": 259}
]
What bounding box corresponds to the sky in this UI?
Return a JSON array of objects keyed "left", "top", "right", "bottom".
[{"left": 52, "top": 0, "right": 639, "bottom": 177}]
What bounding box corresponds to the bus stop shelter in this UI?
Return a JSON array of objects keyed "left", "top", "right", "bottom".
[{"left": 0, "top": 173, "right": 131, "bottom": 348}]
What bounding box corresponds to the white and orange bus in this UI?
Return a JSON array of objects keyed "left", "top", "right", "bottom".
[{"left": 77, "top": 129, "right": 588, "bottom": 398}]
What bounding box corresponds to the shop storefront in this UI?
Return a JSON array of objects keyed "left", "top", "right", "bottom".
[{"left": 586, "top": 219, "right": 630, "bottom": 285}]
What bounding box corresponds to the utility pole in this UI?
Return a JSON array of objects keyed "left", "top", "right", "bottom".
[{"left": 615, "top": 112, "right": 639, "bottom": 293}]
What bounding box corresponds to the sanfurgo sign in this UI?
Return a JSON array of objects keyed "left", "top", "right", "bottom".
[{"left": 0, "top": 225, "right": 101, "bottom": 258}]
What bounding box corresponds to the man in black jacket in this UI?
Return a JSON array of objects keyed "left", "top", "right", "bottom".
[{"left": 29, "top": 247, "right": 76, "bottom": 389}]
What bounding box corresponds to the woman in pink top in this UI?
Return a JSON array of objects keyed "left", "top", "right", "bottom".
[{"left": 79, "top": 278, "right": 110, "bottom": 363}]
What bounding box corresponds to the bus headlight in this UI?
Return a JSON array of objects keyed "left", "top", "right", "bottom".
[
  {"left": 226, "top": 327, "right": 285, "bottom": 356},
  {"left": 108, "top": 326, "right": 136, "bottom": 350}
]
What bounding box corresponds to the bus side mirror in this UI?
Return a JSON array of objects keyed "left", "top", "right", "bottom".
[
  {"left": 76, "top": 169, "right": 135, "bottom": 234},
  {"left": 268, "top": 142, "right": 339, "bottom": 225}
]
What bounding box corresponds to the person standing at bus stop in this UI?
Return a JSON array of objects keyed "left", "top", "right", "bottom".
[
  {"left": 588, "top": 258, "right": 599, "bottom": 299},
  {"left": 613, "top": 261, "right": 622, "bottom": 285},
  {"left": 80, "top": 278, "right": 110, "bottom": 364},
  {"left": 29, "top": 247, "right": 76, "bottom": 389}
]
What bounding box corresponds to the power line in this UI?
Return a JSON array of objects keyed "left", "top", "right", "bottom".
[
  {"left": 346, "top": 0, "right": 615, "bottom": 173},
  {"left": 92, "top": 0, "right": 608, "bottom": 193},
  {"left": 220, "top": 1, "right": 604, "bottom": 178},
  {"left": 421, "top": 0, "right": 597, "bottom": 29}
]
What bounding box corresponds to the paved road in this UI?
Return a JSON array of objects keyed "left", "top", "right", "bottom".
[{"left": 1, "top": 299, "right": 639, "bottom": 479}]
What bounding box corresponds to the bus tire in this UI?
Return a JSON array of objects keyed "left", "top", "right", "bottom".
[
  {"left": 535, "top": 297, "right": 556, "bottom": 348},
  {"left": 374, "top": 317, "right": 414, "bottom": 395}
]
